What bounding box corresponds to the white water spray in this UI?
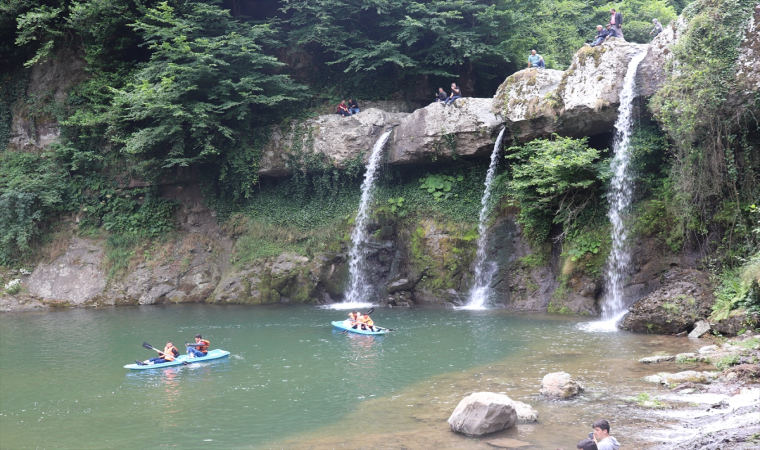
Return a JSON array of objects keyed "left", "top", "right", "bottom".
[
  {"left": 462, "top": 127, "right": 506, "bottom": 310},
  {"left": 335, "top": 130, "right": 393, "bottom": 310},
  {"left": 583, "top": 51, "right": 646, "bottom": 331}
]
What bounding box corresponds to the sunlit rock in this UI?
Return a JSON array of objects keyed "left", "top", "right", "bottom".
[
  {"left": 539, "top": 372, "right": 584, "bottom": 398},
  {"left": 448, "top": 392, "right": 518, "bottom": 436}
]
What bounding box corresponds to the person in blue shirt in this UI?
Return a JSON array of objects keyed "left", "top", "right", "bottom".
[{"left": 527, "top": 50, "right": 545, "bottom": 69}]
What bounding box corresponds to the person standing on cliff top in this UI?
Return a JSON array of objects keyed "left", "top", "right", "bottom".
[
  {"left": 592, "top": 419, "right": 620, "bottom": 450},
  {"left": 609, "top": 9, "right": 624, "bottom": 40}
]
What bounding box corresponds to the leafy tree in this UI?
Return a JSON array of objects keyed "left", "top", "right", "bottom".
[
  {"left": 505, "top": 136, "right": 609, "bottom": 245},
  {"left": 108, "top": 0, "right": 305, "bottom": 184}
]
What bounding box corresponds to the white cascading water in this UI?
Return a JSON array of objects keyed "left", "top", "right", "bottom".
[
  {"left": 461, "top": 127, "right": 506, "bottom": 310},
  {"left": 332, "top": 129, "right": 393, "bottom": 310},
  {"left": 584, "top": 51, "right": 647, "bottom": 331}
]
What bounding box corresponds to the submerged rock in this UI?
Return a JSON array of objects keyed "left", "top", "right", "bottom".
[
  {"left": 448, "top": 392, "right": 518, "bottom": 436},
  {"left": 639, "top": 355, "right": 676, "bottom": 363},
  {"left": 539, "top": 372, "right": 584, "bottom": 398}
]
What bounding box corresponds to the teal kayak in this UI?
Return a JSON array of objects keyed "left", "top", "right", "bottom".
[
  {"left": 332, "top": 320, "right": 390, "bottom": 335},
  {"left": 124, "top": 349, "right": 230, "bottom": 370}
]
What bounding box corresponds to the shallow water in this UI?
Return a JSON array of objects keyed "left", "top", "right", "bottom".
[{"left": 0, "top": 305, "right": 707, "bottom": 449}]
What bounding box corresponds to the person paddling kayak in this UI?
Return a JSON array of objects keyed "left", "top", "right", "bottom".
[
  {"left": 186, "top": 334, "right": 210, "bottom": 358},
  {"left": 136, "top": 341, "right": 179, "bottom": 365}
]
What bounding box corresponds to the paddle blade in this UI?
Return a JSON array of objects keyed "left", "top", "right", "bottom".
[
  {"left": 366, "top": 308, "right": 375, "bottom": 315},
  {"left": 142, "top": 342, "right": 155, "bottom": 350}
]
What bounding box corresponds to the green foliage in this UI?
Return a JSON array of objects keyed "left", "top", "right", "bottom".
[
  {"left": 0, "top": 69, "right": 30, "bottom": 150},
  {"left": 634, "top": 392, "right": 665, "bottom": 408},
  {"left": 375, "top": 197, "right": 408, "bottom": 219},
  {"left": 650, "top": 0, "right": 760, "bottom": 264},
  {"left": 232, "top": 219, "right": 340, "bottom": 265},
  {"left": 419, "top": 173, "right": 463, "bottom": 202},
  {"left": 0, "top": 151, "right": 71, "bottom": 265},
  {"left": 110, "top": 0, "right": 305, "bottom": 182},
  {"left": 602, "top": 1, "right": 678, "bottom": 43},
  {"left": 505, "top": 136, "right": 608, "bottom": 246},
  {"left": 711, "top": 254, "right": 760, "bottom": 321},
  {"left": 715, "top": 354, "right": 740, "bottom": 370}
]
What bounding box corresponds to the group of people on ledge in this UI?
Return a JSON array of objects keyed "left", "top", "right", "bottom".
[
  {"left": 434, "top": 82, "right": 462, "bottom": 106},
  {"left": 135, "top": 334, "right": 210, "bottom": 365},
  {"left": 347, "top": 311, "right": 378, "bottom": 332},
  {"left": 336, "top": 99, "right": 360, "bottom": 117}
]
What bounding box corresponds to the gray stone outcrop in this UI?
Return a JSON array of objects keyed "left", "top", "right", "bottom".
[
  {"left": 539, "top": 372, "right": 584, "bottom": 398},
  {"left": 447, "top": 392, "right": 518, "bottom": 436},
  {"left": 620, "top": 268, "right": 715, "bottom": 334}
]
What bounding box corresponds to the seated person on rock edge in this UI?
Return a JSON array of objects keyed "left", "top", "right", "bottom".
[
  {"left": 590, "top": 25, "right": 608, "bottom": 47},
  {"left": 435, "top": 87, "right": 448, "bottom": 103},
  {"left": 336, "top": 100, "right": 351, "bottom": 117},
  {"left": 527, "top": 49, "right": 545, "bottom": 69},
  {"left": 444, "top": 83, "right": 461, "bottom": 106},
  {"left": 348, "top": 99, "right": 360, "bottom": 115},
  {"left": 137, "top": 341, "right": 179, "bottom": 365},
  {"left": 650, "top": 18, "right": 663, "bottom": 38},
  {"left": 604, "top": 24, "right": 619, "bottom": 42},
  {"left": 186, "top": 334, "right": 210, "bottom": 358}
]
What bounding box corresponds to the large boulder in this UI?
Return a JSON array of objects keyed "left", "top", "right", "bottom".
[
  {"left": 447, "top": 392, "right": 518, "bottom": 436},
  {"left": 492, "top": 40, "right": 647, "bottom": 143},
  {"left": 539, "top": 372, "right": 584, "bottom": 398},
  {"left": 620, "top": 268, "right": 714, "bottom": 334},
  {"left": 259, "top": 108, "right": 408, "bottom": 177},
  {"left": 388, "top": 97, "right": 503, "bottom": 165}
]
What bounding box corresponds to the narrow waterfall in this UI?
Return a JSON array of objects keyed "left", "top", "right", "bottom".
[
  {"left": 463, "top": 127, "right": 507, "bottom": 310},
  {"left": 598, "top": 51, "right": 647, "bottom": 326},
  {"left": 341, "top": 129, "right": 394, "bottom": 308}
]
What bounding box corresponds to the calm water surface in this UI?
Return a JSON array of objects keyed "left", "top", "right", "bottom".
[{"left": 0, "top": 305, "right": 707, "bottom": 449}]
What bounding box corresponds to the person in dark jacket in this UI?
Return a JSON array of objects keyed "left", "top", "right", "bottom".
[
  {"left": 609, "top": 9, "right": 624, "bottom": 40},
  {"left": 604, "top": 24, "right": 619, "bottom": 42},
  {"left": 590, "top": 25, "right": 608, "bottom": 47},
  {"left": 434, "top": 87, "right": 447, "bottom": 104},
  {"left": 348, "top": 99, "right": 360, "bottom": 115},
  {"left": 444, "top": 83, "right": 461, "bottom": 106}
]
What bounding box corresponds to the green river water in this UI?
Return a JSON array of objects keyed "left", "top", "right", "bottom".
[{"left": 0, "top": 305, "right": 707, "bottom": 449}]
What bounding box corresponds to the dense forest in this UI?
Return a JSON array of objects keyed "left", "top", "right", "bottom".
[{"left": 1, "top": 0, "right": 758, "bottom": 320}]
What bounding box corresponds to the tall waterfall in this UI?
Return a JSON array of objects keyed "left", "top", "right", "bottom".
[
  {"left": 597, "top": 51, "right": 647, "bottom": 327},
  {"left": 462, "top": 127, "right": 506, "bottom": 310},
  {"left": 340, "top": 129, "right": 393, "bottom": 308}
]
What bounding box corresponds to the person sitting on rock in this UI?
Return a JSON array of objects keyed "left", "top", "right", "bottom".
[
  {"left": 348, "top": 99, "right": 360, "bottom": 115},
  {"left": 435, "top": 87, "right": 448, "bottom": 104},
  {"left": 527, "top": 49, "right": 545, "bottom": 69},
  {"left": 444, "top": 83, "right": 461, "bottom": 106},
  {"left": 603, "top": 24, "right": 619, "bottom": 42},
  {"left": 336, "top": 100, "right": 351, "bottom": 117},
  {"left": 590, "top": 25, "right": 608, "bottom": 47},
  {"left": 186, "top": 334, "right": 210, "bottom": 358},
  {"left": 649, "top": 18, "right": 663, "bottom": 38},
  {"left": 136, "top": 341, "right": 179, "bottom": 365}
]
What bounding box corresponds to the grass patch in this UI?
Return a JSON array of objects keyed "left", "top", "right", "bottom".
[
  {"left": 633, "top": 392, "right": 665, "bottom": 408},
  {"left": 732, "top": 337, "right": 760, "bottom": 350},
  {"left": 715, "top": 354, "right": 741, "bottom": 370}
]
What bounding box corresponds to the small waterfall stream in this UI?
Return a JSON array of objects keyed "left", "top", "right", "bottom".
[
  {"left": 339, "top": 129, "right": 394, "bottom": 309},
  {"left": 589, "top": 51, "right": 647, "bottom": 330},
  {"left": 462, "top": 127, "right": 506, "bottom": 310}
]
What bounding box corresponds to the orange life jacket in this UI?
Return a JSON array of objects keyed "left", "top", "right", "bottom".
[
  {"left": 162, "top": 345, "right": 178, "bottom": 361},
  {"left": 348, "top": 312, "right": 358, "bottom": 321},
  {"left": 196, "top": 339, "right": 210, "bottom": 353},
  {"left": 360, "top": 316, "right": 373, "bottom": 326}
]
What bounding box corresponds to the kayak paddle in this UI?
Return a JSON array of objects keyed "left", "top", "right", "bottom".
[{"left": 143, "top": 342, "right": 163, "bottom": 353}]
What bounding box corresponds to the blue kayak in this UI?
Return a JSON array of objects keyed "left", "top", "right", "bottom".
[
  {"left": 332, "top": 320, "right": 390, "bottom": 335},
  {"left": 124, "top": 349, "right": 230, "bottom": 370}
]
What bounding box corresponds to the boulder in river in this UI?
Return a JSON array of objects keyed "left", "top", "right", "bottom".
[
  {"left": 448, "top": 392, "right": 518, "bottom": 436},
  {"left": 539, "top": 372, "right": 584, "bottom": 399}
]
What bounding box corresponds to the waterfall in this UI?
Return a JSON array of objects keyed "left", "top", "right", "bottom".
[
  {"left": 339, "top": 129, "right": 393, "bottom": 309},
  {"left": 592, "top": 51, "right": 647, "bottom": 329},
  {"left": 462, "top": 127, "right": 506, "bottom": 310}
]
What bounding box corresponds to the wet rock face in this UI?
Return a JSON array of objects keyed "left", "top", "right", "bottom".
[
  {"left": 26, "top": 238, "right": 106, "bottom": 306},
  {"left": 539, "top": 372, "right": 584, "bottom": 398},
  {"left": 620, "top": 268, "right": 715, "bottom": 334},
  {"left": 447, "top": 392, "right": 518, "bottom": 436}
]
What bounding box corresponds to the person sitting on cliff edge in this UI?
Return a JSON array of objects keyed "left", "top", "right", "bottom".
[
  {"left": 336, "top": 100, "right": 351, "bottom": 117},
  {"left": 348, "top": 99, "right": 360, "bottom": 115},
  {"left": 527, "top": 49, "right": 545, "bottom": 69},
  {"left": 186, "top": 334, "right": 210, "bottom": 358},
  {"left": 444, "top": 83, "right": 461, "bottom": 106},
  {"left": 136, "top": 341, "right": 179, "bottom": 365},
  {"left": 435, "top": 87, "right": 448, "bottom": 104},
  {"left": 589, "top": 25, "right": 608, "bottom": 47}
]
